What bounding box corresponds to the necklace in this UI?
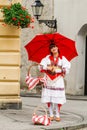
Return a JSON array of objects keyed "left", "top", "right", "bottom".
[{"left": 49, "top": 55, "right": 59, "bottom": 66}]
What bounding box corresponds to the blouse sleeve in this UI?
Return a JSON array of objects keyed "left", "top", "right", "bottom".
[
  {"left": 38, "top": 55, "right": 50, "bottom": 71},
  {"left": 62, "top": 56, "right": 71, "bottom": 75}
]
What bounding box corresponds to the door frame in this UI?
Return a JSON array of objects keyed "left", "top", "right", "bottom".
[{"left": 85, "top": 36, "right": 87, "bottom": 95}]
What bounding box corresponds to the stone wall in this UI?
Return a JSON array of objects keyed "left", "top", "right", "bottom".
[{"left": 21, "top": 0, "right": 54, "bottom": 90}]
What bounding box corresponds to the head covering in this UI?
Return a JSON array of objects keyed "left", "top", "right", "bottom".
[
  {"left": 49, "top": 41, "right": 60, "bottom": 56},
  {"left": 49, "top": 41, "right": 56, "bottom": 50}
]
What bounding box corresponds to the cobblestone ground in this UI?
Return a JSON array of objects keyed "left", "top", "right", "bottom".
[{"left": 0, "top": 97, "right": 87, "bottom": 130}]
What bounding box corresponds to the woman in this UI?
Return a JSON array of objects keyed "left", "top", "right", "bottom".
[{"left": 39, "top": 43, "right": 71, "bottom": 121}]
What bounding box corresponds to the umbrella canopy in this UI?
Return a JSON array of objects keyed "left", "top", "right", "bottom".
[{"left": 25, "top": 33, "right": 78, "bottom": 63}]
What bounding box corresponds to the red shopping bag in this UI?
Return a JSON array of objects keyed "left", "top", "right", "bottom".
[
  {"left": 32, "top": 106, "right": 51, "bottom": 126},
  {"left": 25, "top": 63, "right": 47, "bottom": 91}
]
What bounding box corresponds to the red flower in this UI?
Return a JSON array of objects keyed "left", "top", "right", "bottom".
[
  {"left": 27, "top": 24, "right": 30, "bottom": 27},
  {"left": 27, "top": 24, "right": 34, "bottom": 29},
  {"left": 22, "top": 6, "right": 26, "bottom": 10},
  {"left": 2, "top": 23, "right": 7, "bottom": 26},
  {"left": 12, "top": 17, "right": 17, "bottom": 21},
  {"left": 26, "top": 15, "right": 30, "bottom": 19},
  {"left": 31, "top": 18, "right": 34, "bottom": 23},
  {"left": 18, "top": 22, "right": 20, "bottom": 25},
  {"left": 21, "top": 18, "right": 24, "bottom": 20},
  {"left": 8, "top": 6, "right": 11, "bottom": 9},
  {"left": 31, "top": 25, "right": 34, "bottom": 29}
]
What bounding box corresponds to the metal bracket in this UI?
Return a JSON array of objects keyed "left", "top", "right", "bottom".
[{"left": 38, "top": 19, "right": 57, "bottom": 31}]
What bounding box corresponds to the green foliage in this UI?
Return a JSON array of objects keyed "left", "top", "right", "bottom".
[{"left": 2, "top": 3, "right": 33, "bottom": 28}]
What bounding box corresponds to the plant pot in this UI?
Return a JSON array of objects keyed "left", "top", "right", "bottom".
[{"left": 0, "top": 22, "right": 20, "bottom": 36}]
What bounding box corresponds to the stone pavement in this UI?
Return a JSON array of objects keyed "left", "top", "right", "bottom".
[{"left": 0, "top": 95, "right": 87, "bottom": 130}]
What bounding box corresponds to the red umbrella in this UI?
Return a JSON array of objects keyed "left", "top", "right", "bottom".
[{"left": 25, "top": 33, "right": 78, "bottom": 63}]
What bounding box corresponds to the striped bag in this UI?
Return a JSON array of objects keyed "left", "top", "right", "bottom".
[
  {"left": 25, "top": 74, "right": 47, "bottom": 90},
  {"left": 25, "top": 63, "right": 47, "bottom": 90},
  {"left": 32, "top": 106, "right": 51, "bottom": 126}
]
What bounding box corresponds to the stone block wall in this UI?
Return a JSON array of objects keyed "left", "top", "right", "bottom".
[{"left": 0, "top": 0, "right": 22, "bottom": 109}]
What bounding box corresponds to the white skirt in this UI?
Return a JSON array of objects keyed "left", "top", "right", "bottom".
[{"left": 41, "top": 76, "right": 66, "bottom": 104}]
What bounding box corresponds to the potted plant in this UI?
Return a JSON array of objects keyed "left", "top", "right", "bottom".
[{"left": 1, "top": 2, "right": 34, "bottom": 28}]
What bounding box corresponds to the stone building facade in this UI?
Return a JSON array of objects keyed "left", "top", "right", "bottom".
[
  {"left": 54, "top": 0, "right": 87, "bottom": 95},
  {"left": 21, "top": 0, "right": 87, "bottom": 96}
]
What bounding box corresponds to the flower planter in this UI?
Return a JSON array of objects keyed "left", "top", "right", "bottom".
[
  {"left": 0, "top": 22, "right": 20, "bottom": 36},
  {"left": 2, "top": 3, "right": 33, "bottom": 29}
]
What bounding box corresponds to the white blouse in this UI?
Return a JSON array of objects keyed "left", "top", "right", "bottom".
[{"left": 39, "top": 55, "right": 71, "bottom": 75}]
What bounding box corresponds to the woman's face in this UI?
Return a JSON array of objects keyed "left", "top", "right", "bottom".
[{"left": 50, "top": 46, "right": 58, "bottom": 54}]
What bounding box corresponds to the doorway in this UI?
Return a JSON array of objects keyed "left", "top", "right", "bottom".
[{"left": 85, "top": 36, "right": 87, "bottom": 95}]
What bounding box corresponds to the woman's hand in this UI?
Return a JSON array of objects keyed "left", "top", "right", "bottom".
[
  {"left": 47, "top": 65, "right": 62, "bottom": 73},
  {"left": 47, "top": 65, "right": 53, "bottom": 71},
  {"left": 53, "top": 65, "right": 62, "bottom": 72}
]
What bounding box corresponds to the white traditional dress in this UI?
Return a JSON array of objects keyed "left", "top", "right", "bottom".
[{"left": 39, "top": 55, "right": 71, "bottom": 105}]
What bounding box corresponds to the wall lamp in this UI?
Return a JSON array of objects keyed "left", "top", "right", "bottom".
[{"left": 31, "top": 0, "right": 57, "bottom": 31}]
